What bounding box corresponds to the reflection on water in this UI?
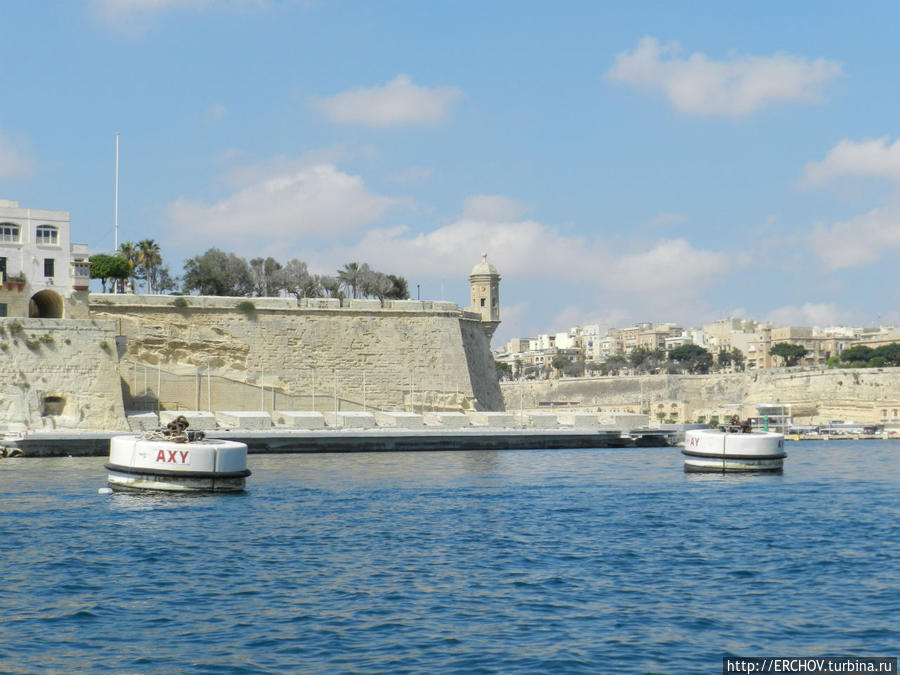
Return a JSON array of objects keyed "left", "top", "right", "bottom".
[{"left": 1, "top": 442, "right": 898, "bottom": 674}]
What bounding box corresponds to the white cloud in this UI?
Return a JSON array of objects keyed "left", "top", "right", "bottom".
[
  {"left": 312, "top": 75, "right": 462, "bottom": 127},
  {"left": 764, "top": 303, "right": 856, "bottom": 327},
  {"left": 606, "top": 239, "right": 737, "bottom": 294},
  {"left": 333, "top": 198, "right": 736, "bottom": 302},
  {"left": 461, "top": 195, "right": 527, "bottom": 222},
  {"left": 338, "top": 219, "right": 595, "bottom": 281},
  {"left": 801, "top": 137, "right": 900, "bottom": 188},
  {"left": 810, "top": 205, "right": 900, "bottom": 269},
  {"left": 606, "top": 37, "right": 842, "bottom": 116},
  {"left": 0, "top": 130, "right": 33, "bottom": 179},
  {"left": 164, "top": 162, "right": 409, "bottom": 247}
]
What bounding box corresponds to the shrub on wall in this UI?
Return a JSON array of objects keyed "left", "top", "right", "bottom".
[{"left": 236, "top": 300, "right": 256, "bottom": 318}]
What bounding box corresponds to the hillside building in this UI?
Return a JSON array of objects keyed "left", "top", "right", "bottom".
[{"left": 0, "top": 199, "right": 90, "bottom": 318}]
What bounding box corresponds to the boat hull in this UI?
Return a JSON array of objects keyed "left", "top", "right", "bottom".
[
  {"left": 106, "top": 435, "right": 250, "bottom": 492},
  {"left": 682, "top": 429, "right": 786, "bottom": 473}
]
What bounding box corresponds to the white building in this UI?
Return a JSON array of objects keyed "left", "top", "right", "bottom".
[{"left": 0, "top": 199, "right": 90, "bottom": 318}]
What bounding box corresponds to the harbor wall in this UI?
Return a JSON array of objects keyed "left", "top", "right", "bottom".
[
  {"left": 0, "top": 318, "right": 127, "bottom": 430},
  {"left": 500, "top": 367, "right": 900, "bottom": 425},
  {"left": 89, "top": 294, "right": 504, "bottom": 416}
]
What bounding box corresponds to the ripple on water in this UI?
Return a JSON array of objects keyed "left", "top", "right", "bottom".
[{"left": 1, "top": 443, "right": 898, "bottom": 673}]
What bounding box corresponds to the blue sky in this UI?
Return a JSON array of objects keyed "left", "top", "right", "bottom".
[{"left": 3, "top": 1, "right": 900, "bottom": 343}]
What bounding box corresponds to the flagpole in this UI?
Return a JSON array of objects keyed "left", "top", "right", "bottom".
[{"left": 114, "top": 132, "right": 119, "bottom": 252}]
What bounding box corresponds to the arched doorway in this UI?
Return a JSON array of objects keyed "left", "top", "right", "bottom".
[{"left": 29, "top": 290, "right": 64, "bottom": 318}]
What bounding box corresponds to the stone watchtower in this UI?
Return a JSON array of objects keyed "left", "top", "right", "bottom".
[{"left": 468, "top": 253, "right": 501, "bottom": 341}]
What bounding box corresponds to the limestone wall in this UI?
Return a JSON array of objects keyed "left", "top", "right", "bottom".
[
  {"left": 89, "top": 294, "right": 503, "bottom": 413},
  {"left": 500, "top": 367, "right": 900, "bottom": 424},
  {"left": 0, "top": 318, "right": 127, "bottom": 430}
]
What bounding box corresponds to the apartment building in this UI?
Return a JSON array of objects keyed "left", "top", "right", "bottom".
[{"left": 0, "top": 199, "right": 90, "bottom": 318}]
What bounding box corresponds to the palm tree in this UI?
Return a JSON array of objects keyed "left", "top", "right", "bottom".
[
  {"left": 136, "top": 239, "right": 162, "bottom": 294},
  {"left": 337, "top": 262, "right": 361, "bottom": 299},
  {"left": 117, "top": 242, "right": 138, "bottom": 293}
]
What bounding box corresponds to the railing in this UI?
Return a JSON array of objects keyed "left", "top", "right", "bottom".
[{"left": 118, "top": 358, "right": 470, "bottom": 415}]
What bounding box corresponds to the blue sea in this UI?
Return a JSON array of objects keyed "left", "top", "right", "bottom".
[{"left": 2, "top": 441, "right": 898, "bottom": 674}]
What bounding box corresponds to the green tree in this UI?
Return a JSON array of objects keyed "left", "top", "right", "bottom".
[
  {"left": 873, "top": 343, "right": 900, "bottom": 366},
  {"left": 770, "top": 342, "right": 808, "bottom": 367},
  {"left": 668, "top": 344, "right": 707, "bottom": 362},
  {"left": 717, "top": 348, "right": 745, "bottom": 371},
  {"left": 875, "top": 342, "right": 900, "bottom": 366},
  {"left": 601, "top": 354, "right": 629, "bottom": 375},
  {"left": 551, "top": 354, "right": 572, "bottom": 376},
  {"left": 136, "top": 239, "right": 162, "bottom": 294},
  {"left": 117, "top": 241, "right": 138, "bottom": 292},
  {"left": 89, "top": 254, "right": 131, "bottom": 293},
  {"left": 668, "top": 344, "right": 713, "bottom": 373},
  {"left": 629, "top": 347, "right": 665, "bottom": 372},
  {"left": 337, "top": 262, "right": 362, "bottom": 298},
  {"left": 563, "top": 358, "right": 586, "bottom": 377},
  {"left": 182, "top": 248, "right": 253, "bottom": 296},
  {"left": 839, "top": 345, "right": 875, "bottom": 364},
  {"left": 154, "top": 266, "right": 180, "bottom": 294},
  {"left": 495, "top": 360, "right": 512, "bottom": 380},
  {"left": 279, "top": 259, "right": 322, "bottom": 299},
  {"left": 385, "top": 274, "right": 410, "bottom": 300},
  {"left": 249, "top": 256, "right": 283, "bottom": 297},
  {"left": 319, "top": 275, "right": 343, "bottom": 299}
]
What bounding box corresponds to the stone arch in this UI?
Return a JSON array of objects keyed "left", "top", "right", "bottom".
[{"left": 29, "top": 290, "right": 64, "bottom": 318}]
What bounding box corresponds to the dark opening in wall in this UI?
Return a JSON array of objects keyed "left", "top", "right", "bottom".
[{"left": 42, "top": 396, "right": 65, "bottom": 416}]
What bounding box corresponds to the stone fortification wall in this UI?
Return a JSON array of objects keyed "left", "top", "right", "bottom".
[
  {"left": 501, "top": 367, "right": 900, "bottom": 425},
  {"left": 89, "top": 294, "right": 503, "bottom": 413},
  {"left": 0, "top": 318, "right": 127, "bottom": 430}
]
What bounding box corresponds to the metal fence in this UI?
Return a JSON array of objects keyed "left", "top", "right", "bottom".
[{"left": 118, "top": 358, "right": 469, "bottom": 415}]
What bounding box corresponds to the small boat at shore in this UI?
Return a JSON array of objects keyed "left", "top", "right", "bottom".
[
  {"left": 682, "top": 418, "right": 786, "bottom": 473},
  {"left": 105, "top": 416, "right": 251, "bottom": 492}
]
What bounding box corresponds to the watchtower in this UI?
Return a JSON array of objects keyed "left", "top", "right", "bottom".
[{"left": 468, "top": 253, "right": 500, "bottom": 340}]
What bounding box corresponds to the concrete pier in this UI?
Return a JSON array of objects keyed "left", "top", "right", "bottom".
[{"left": 0, "top": 428, "right": 663, "bottom": 457}]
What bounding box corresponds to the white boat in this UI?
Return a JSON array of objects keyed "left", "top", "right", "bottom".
[
  {"left": 682, "top": 424, "right": 786, "bottom": 473},
  {"left": 105, "top": 417, "right": 250, "bottom": 492}
]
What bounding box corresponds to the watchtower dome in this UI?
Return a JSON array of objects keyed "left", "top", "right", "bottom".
[{"left": 468, "top": 253, "right": 500, "bottom": 340}]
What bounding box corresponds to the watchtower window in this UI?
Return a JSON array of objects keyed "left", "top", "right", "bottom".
[
  {"left": 0, "top": 223, "right": 20, "bottom": 242},
  {"left": 44, "top": 258, "right": 55, "bottom": 277},
  {"left": 480, "top": 298, "right": 486, "bottom": 307},
  {"left": 36, "top": 225, "right": 58, "bottom": 245}
]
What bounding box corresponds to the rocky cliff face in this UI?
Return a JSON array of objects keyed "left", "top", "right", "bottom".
[
  {"left": 89, "top": 295, "right": 504, "bottom": 414},
  {"left": 500, "top": 368, "right": 900, "bottom": 424},
  {"left": 0, "top": 318, "right": 127, "bottom": 430}
]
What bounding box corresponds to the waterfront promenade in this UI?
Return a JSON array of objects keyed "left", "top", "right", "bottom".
[{"left": 1, "top": 427, "right": 670, "bottom": 457}]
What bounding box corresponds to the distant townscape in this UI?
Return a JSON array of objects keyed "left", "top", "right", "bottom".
[{"left": 494, "top": 319, "right": 900, "bottom": 379}]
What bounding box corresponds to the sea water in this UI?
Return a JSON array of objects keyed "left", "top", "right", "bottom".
[{"left": 1, "top": 441, "right": 897, "bottom": 673}]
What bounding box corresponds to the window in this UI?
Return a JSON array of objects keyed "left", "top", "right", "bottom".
[
  {"left": 0, "top": 222, "right": 20, "bottom": 242},
  {"left": 480, "top": 298, "right": 486, "bottom": 307},
  {"left": 0, "top": 257, "right": 5, "bottom": 281},
  {"left": 44, "top": 258, "right": 55, "bottom": 278},
  {"left": 0, "top": 303, "right": 6, "bottom": 317},
  {"left": 36, "top": 225, "right": 58, "bottom": 245}
]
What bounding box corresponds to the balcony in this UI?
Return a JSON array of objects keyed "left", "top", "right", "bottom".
[{"left": 72, "top": 263, "right": 90, "bottom": 292}]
